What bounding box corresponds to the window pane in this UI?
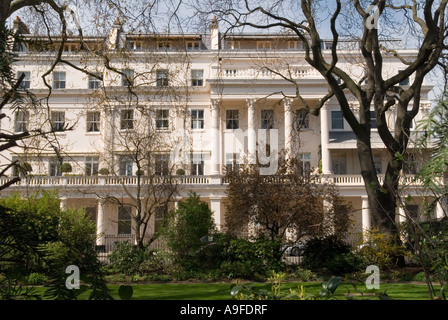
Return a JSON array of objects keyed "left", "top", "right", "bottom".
[
  {"left": 156, "top": 109, "right": 169, "bottom": 129},
  {"left": 85, "top": 157, "right": 99, "bottom": 176},
  {"left": 88, "top": 74, "right": 101, "bottom": 89},
  {"left": 331, "top": 111, "right": 344, "bottom": 129},
  {"left": 156, "top": 70, "right": 169, "bottom": 87},
  {"left": 261, "top": 110, "right": 274, "bottom": 129},
  {"left": 370, "top": 111, "right": 377, "bottom": 128},
  {"left": 17, "top": 71, "right": 30, "bottom": 89},
  {"left": 191, "top": 109, "right": 204, "bottom": 129},
  {"left": 226, "top": 110, "right": 239, "bottom": 129},
  {"left": 53, "top": 72, "right": 66, "bottom": 89},
  {"left": 87, "top": 111, "right": 100, "bottom": 132},
  {"left": 51, "top": 111, "right": 65, "bottom": 131},
  {"left": 15, "top": 111, "right": 28, "bottom": 132},
  {"left": 118, "top": 205, "right": 132, "bottom": 235},
  {"left": 191, "top": 69, "right": 203, "bottom": 86},
  {"left": 296, "top": 109, "right": 309, "bottom": 129},
  {"left": 120, "top": 109, "right": 134, "bottom": 130}
]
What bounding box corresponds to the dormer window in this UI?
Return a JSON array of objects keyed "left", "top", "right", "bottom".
[
  {"left": 226, "top": 41, "right": 240, "bottom": 50},
  {"left": 187, "top": 41, "right": 200, "bottom": 51},
  {"left": 128, "top": 41, "right": 142, "bottom": 51},
  {"left": 158, "top": 41, "right": 172, "bottom": 51}
]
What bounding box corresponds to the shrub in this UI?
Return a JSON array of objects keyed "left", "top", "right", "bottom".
[
  {"left": 98, "top": 168, "right": 109, "bottom": 175},
  {"left": 302, "top": 235, "right": 355, "bottom": 273},
  {"left": 356, "top": 229, "right": 410, "bottom": 270},
  {"left": 60, "top": 163, "right": 72, "bottom": 173},
  {"left": 108, "top": 241, "right": 151, "bottom": 275},
  {"left": 221, "top": 237, "right": 284, "bottom": 280},
  {"left": 163, "top": 192, "right": 216, "bottom": 271},
  {"left": 23, "top": 273, "right": 47, "bottom": 285}
]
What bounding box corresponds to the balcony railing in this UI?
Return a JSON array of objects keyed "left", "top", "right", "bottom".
[
  {"left": 0, "top": 174, "right": 428, "bottom": 189},
  {"left": 211, "top": 65, "right": 322, "bottom": 80}
]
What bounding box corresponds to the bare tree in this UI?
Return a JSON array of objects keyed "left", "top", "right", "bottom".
[{"left": 192, "top": 0, "right": 448, "bottom": 234}]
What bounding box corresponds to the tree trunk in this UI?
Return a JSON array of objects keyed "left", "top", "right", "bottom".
[{"left": 357, "top": 136, "right": 397, "bottom": 234}]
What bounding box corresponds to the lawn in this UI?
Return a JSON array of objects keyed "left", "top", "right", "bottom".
[{"left": 32, "top": 281, "right": 440, "bottom": 300}]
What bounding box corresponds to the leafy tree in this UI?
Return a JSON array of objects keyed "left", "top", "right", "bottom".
[
  {"left": 163, "top": 192, "right": 216, "bottom": 271},
  {"left": 0, "top": 191, "right": 112, "bottom": 300}
]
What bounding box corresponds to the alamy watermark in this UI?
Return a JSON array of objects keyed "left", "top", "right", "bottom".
[
  {"left": 366, "top": 5, "right": 381, "bottom": 30},
  {"left": 65, "top": 265, "right": 80, "bottom": 290},
  {"left": 365, "top": 265, "right": 380, "bottom": 289},
  {"left": 169, "top": 128, "right": 279, "bottom": 175}
]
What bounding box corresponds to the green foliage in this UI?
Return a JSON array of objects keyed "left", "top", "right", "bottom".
[
  {"left": 0, "top": 191, "right": 111, "bottom": 300},
  {"left": 118, "top": 285, "right": 133, "bottom": 300},
  {"left": 231, "top": 271, "right": 311, "bottom": 300},
  {"left": 60, "top": 163, "right": 72, "bottom": 173},
  {"left": 98, "top": 168, "right": 109, "bottom": 175},
  {"left": 230, "top": 272, "right": 391, "bottom": 300},
  {"left": 356, "top": 229, "right": 410, "bottom": 270},
  {"left": 302, "top": 235, "right": 363, "bottom": 274},
  {"left": 22, "top": 273, "right": 47, "bottom": 286},
  {"left": 220, "top": 237, "right": 284, "bottom": 280},
  {"left": 107, "top": 241, "right": 152, "bottom": 275},
  {"left": 163, "top": 192, "right": 216, "bottom": 271}
]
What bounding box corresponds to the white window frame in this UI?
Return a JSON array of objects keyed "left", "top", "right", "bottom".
[
  {"left": 332, "top": 154, "right": 347, "bottom": 174},
  {"left": 186, "top": 41, "right": 200, "bottom": 51},
  {"left": 51, "top": 111, "right": 65, "bottom": 131},
  {"left": 119, "top": 156, "right": 133, "bottom": 176},
  {"left": 299, "top": 153, "right": 311, "bottom": 175},
  {"left": 156, "top": 69, "right": 169, "bottom": 87},
  {"left": 261, "top": 109, "right": 274, "bottom": 129},
  {"left": 14, "top": 110, "right": 29, "bottom": 132},
  {"left": 155, "top": 109, "right": 170, "bottom": 130},
  {"left": 191, "top": 109, "right": 204, "bottom": 130},
  {"left": 120, "top": 109, "right": 134, "bottom": 130},
  {"left": 53, "top": 71, "right": 66, "bottom": 89},
  {"left": 118, "top": 205, "right": 132, "bottom": 235},
  {"left": 226, "top": 110, "right": 239, "bottom": 130},
  {"left": 85, "top": 156, "right": 99, "bottom": 176},
  {"left": 191, "top": 69, "right": 204, "bottom": 87},
  {"left": 154, "top": 154, "right": 170, "bottom": 176},
  {"left": 49, "top": 158, "right": 63, "bottom": 177},
  {"left": 17, "top": 71, "right": 30, "bottom": 89},
  {"left": 296, "top": 109, "right": 309, "bottom": 130},
  {"left": 86, "top": 111, "right": 100, "bottom": 132},
  {"left": 88, "top": 74, "right": 101, "bottom": 89},
  {"left": 225, "top": 153, "right": 240, "bottom": 173},
  {"left": 191, "top": 153, "right": 204, "bottom": 176}
]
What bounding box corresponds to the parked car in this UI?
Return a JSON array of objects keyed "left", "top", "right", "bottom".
[{"left": 283, "top": 241, "right": 308, "bottom": 256}]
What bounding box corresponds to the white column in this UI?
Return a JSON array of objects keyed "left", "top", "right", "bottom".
[
  {"left": 247, "top": 98, "right": 256, "bottom": 164},
  {"left": 96, "top": 198, "right": 106, "bottom": 246},
  {"left": 60, "top": 197, "right": 67, "bottom": 210},
  {"left": 210, "top": 99, "right": 221, "bottom": 175},
  {"left": 361, "top": 196, "right": 371, "bottom": 239},
  {"left": 436, "top": 200, "right": 446, "bottom": 219},
  {"left": 398, "top": 205, "right": 407, "bottom": 224},
  {"left": 284, "top": 98, "right": 293, "bottom": 159},
  {"left": 320, "top": 103, "right": 332, "bottom": 174},
  {"left": 210, "top": 197, "right": 222, "bottom": 230}
]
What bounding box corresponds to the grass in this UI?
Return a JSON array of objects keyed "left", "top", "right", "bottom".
[{"left": 30, "top": 281, "right": 441, "bottom": 300}]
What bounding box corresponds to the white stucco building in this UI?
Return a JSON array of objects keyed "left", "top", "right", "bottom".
[{"left": 0, "top": 17, "right": 443, "bottom": 250}]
